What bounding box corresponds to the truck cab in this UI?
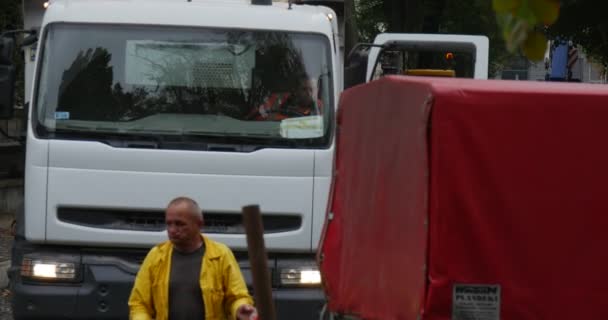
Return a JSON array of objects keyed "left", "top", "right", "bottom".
[
  {"left": 345, "top": 33, "right": 489, "bottom": 88},
  {"left": 1, "top": 0, "right": 340, "bottom": 318}
]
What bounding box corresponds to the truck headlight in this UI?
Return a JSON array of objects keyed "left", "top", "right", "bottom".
[
  {"left": 280, "top": 267, "right": 322, "bottom": 286},
  {"left": 21, "top": 258, "right": 78, "bottom": 281}
]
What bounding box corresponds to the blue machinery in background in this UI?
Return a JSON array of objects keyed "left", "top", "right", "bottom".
[{"left": 549, "top": 40, "right": 579, "bottom": 82}]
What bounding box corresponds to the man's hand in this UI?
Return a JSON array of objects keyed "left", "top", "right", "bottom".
[{"left": 236, "top": 304, "right": 258, "bottom": 320}]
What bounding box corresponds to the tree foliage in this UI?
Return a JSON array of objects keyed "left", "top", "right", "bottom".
[
  {"left": 1, "top": 0, "right": 25, "bottom": 107},
  {"left": 493, "top": 0, "right": 560, "bottom": 61},
  {"left": 0, "top": 0, "right": 21, "bottom": 31},
  {"left": 548, "top": 0, "right": 608, "bottom": 67}
]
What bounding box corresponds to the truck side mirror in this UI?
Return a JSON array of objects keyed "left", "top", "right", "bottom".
[
  {"left": 344, "top": 44, "right": 370, "bottom": 89},
  {"left": 0, "top": 37, "right": 16, "bottom": 119},
  {"left": 21, "top": 32, "right": 38, "bottom": 48},
  {"left": 344, "top": 43, "right": 389, "bottom": 89}
]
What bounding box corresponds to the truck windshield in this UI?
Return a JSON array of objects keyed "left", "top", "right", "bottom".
[{"left": 34, "top": 23, "right": 333, "bottom": 148}]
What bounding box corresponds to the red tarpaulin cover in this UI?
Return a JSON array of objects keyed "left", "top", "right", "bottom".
[
  {"left": 318, "top": 76, "right": 608, "bottom": 319},
  {"left": 318, "top": 77, "right": 432, "bottom": 319}
]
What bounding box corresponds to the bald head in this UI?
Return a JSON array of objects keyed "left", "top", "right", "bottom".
[{"left": 167, "top": 196, "right": 203, "bottom": 221}]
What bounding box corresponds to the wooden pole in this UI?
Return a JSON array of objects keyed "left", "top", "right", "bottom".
[{"left": 242, "top": 205, "right": 276, "bottom": 320}]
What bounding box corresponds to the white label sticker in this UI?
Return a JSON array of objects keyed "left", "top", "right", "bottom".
[
  {"left": 54, "top": 112, "right": 70, "bottom": 120},
  {"left": 452, "top": 284, "right": 500, "bottom": 320},
  {"left": 279, "top": 115, "right": 324, "bottom": 139}
]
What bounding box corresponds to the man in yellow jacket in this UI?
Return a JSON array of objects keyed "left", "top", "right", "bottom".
[{"left": 129, "top": 197, "right": 256, "bottom": 320}]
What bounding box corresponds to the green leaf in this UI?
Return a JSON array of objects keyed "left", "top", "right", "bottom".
[
  {"left": 494, "top": 0, "right": 560, "bottom": 60},
  {"left": 496, "top": 14, "right": 529, "bottom": 53},
  {"left": 515, "top": 0, "right": 539, "bottom": 26},
  {"left": 493, "top": 0, "right": 521, "bottom": 14},
  {"left": 522, "top": 31, "right": 547, "bottom": 61},
  {"left": 528, "top": 0, "right": 560, "bottom": 25}
]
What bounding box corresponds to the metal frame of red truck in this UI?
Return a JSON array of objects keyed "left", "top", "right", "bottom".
[{"left": 319, "top": 75, "right": 608, "bottom": 319}]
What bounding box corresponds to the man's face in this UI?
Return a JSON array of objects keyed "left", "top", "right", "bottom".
[
  {"left": 294, "top": 79, "right": 315, "bottom": 106},
  {"left": 165, "top": 203, "right": 203, "bottom": 247}
]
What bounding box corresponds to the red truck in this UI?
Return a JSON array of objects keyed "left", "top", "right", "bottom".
[{"left": 318, "top": 76, "right": 608, "bottom": 319}]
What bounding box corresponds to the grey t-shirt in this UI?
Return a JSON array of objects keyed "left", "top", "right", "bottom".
[{"left": 169, "top": 244, "right": 206, "bottom": 320}]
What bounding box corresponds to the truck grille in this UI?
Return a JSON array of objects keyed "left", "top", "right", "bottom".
[{"left": 57, "top": 207, "right": 302, "bottom": 234}]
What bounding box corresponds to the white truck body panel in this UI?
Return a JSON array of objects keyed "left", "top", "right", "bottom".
[{"left": 45, "top": 141, "right": 317, "bottom": 250}]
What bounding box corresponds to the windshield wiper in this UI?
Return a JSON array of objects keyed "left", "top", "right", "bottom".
[
  {"left": 43, "top": 125, "right": 317, "bottom": 151},
  {"left": 182, "top": 130, "right": 301, "bottom": 148},
  {"left": 50, "top": 127, "right": 168, "bottom": 149}
]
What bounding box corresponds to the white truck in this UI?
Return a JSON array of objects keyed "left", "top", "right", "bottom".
[
  {"left": 0, "top": 0, "right": 489, "bottom": 318},
  {"left": 7, "top": 0, "right": 340, "bottom": 318}
]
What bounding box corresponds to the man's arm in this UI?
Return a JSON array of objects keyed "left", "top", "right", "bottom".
[
  {"left": 222, "top": 248, "right": 255, "bottom": 319},
  {"left": 128, "top": 248, "right": 157, "bottom": 320}
]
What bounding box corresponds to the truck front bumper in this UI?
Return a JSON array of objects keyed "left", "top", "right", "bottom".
[{"left": 10, "top": 243, "right": 325, "bottom": 319}]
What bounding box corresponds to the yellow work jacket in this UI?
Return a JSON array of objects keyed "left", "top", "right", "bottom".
[{"left": 128, "top": 235, "right": 253, "bottom": 319}]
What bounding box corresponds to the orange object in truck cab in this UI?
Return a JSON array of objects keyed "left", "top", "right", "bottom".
[{"left": 404, "top": 69, "right": 456, "bottom": 77}]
